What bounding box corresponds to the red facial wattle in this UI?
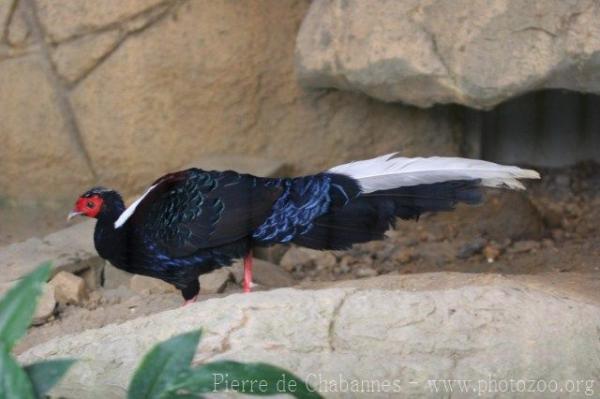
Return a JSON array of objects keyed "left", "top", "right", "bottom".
[{"left": 71, "top": 195, "right": 103, "bottom": 219}]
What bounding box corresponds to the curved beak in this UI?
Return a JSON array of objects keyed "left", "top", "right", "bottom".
[{"left": 67, "top": 211, "right": 83, "bottom": 221}]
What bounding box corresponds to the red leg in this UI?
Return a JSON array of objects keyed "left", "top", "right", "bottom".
[
  {"left": 182, "top": 295, "right": 198, "bottom": 306},
  {"left": 243, "top": 251, "right": 253, "bottom": 293}
]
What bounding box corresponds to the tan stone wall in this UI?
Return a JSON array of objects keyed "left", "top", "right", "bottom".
[{"left": 0, "top": 0, "right": 458, "bottom": 202}]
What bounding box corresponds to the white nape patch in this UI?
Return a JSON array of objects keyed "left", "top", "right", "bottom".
[
  {"left": 328, "top": 153, "right": 540, "bottom": 193},
  {"left": 114, "top": 184, "right": 157, "bottom": 228}
]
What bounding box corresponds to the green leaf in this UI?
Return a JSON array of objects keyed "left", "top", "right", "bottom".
[
  {"left": 163, "top": 361, "right": 323, "bottom": 399},
  {"left": 0, "top": 344, "right": 35, "bottom": 399},
  {"left": 24, "top": 359, "right": 76, "bottom": 398},
  {"left": 0, "top": 263, "right": 51, "bottom": 350},
  {"left": 128, "top": 330, "right": 202, "bottom": 399}
]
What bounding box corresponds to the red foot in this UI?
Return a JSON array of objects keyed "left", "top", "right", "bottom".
[
  {"left": 243, "top": 251, "right": 253, "bottom": 293},
  {"left": 182, "top": 295, "right": 198, "bottom": 306}
]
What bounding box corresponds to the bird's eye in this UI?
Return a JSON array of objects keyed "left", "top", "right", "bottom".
[{"left": 87, "top": 201, "right": 95, "bottom": 208}]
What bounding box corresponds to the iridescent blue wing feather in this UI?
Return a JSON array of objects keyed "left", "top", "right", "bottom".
[{"left": 129, "top": 169, "right": 282, "bottom": 257}]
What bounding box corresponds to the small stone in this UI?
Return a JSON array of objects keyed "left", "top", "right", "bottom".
[
  {"left": 280, "top": 247, "right": 313, "bottom": 272},
  {"left": 483, "top": 245, "right": 501, "bottom": 263},
  {"left": 252, "top": 259, "right": 296, "bottom": 288},
  {"left": 101, "top": 285, "right": 133, "bottom": 306},
  {"left": 551, "top": 229, "right": 565, "bottom": 241},
  {"left": 79, "top": 263, "right": 104, "bottom": 291},
  {"left": 359, "top": 254, "right": 374, "bottom": 267},
  {"left": 85, "top": 291, "right": 103, "bottom": 310},
  {"left": 392, "top": 248, "right": 414, "bottom": 264},
  {"left": 253, "top": 244, "right": 288, "bottom": 264},
  {"left": 103, "top": 262, "right": 133, "bottom": 289},
  {"left": 541, "top": 204, "right": 564, "bottom": 228},
  {"left": 457, "top": 238, "right": 487, "bottom": 259},
  {"left": 339, "top": 256, "right": 353, "bottom": 274},
  {"left": 419, "top": 232, "right": 435, "bottom": 242},
  {"left": 565, "top": 203, "right": 581, "bottom": 218},
  {"left": 541, "top": 239, "right": 555, "bottom": 249},
  {"left": 508, "top": 240, "right": 541, "bottom": 254},
  {"left": 280, "top": 247, "right": 336, "bottom": 272},
  {"left": 355, "top": 267, "right": 378, "bottom": 278},
  {"left": 199, "top": 268, "right": 232, "bottom": 294},
  {"left": 130, "top": 275, "right": 177, "bottom": 295},
  {"left": 32, "top": 284, "right": 56, "bottom": 326},
  {"left": 315, "top": 252, "right": 337, "bottom": 271},
  {"left": 49, "top": 271, "right": 87, "bottom": 305},
  {"left": 228, "top": 259, "right": 295, "bottom": 289}
]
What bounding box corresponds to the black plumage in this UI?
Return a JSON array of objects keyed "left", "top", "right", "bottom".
[{"left": 70, "top": 154, "right": 538, "bottom": 301}]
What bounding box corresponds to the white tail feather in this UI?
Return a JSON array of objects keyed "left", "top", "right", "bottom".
[{"left": 328, "top": 153, "right": 540, "bottom": 193}]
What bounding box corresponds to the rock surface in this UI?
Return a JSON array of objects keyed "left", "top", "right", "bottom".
[
  {"left": 129, "top": 274, "right": 178, "bottom": 295},
  {"left": 102, "top": 262, "right": 133, "bottom": 290},
  {"left": 32, "top": 283, "right": 56, "bottom": 326},
  {"left": 198, "top": 268, "right": 232, "bottom": 295},
  {"left": 0, "top": 0, "right": 457, "bottom": 201},
  {"left": 296, "top": 0, "right": 600, "bottom": 109},
  {"left": 280, "top": 246, "right": 337, "bottom": 272},
  {"left": 186, "top": 155, "right": 289, "bottom": 178},
  {"left": 431, "top": 190, "right": 543, "bottom": 241},
  {"left": 49, "top": 271, "right": 87, "bottom": 305},
  {"left": 0, "top": 220, "right": 100, "bottom": 295},
  {"left": 78, "top": 263, "right": 104, "bottom": 291},
  {"left": 229, "top": 258, "right": 297, "bottom": 289},
  {"left": 20, "top": 277, "right": 600, "bottom": 398}
]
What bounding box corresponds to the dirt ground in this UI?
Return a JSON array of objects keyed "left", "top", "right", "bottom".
[{"left": 10, "top": 162, "right": 600, "bottom": 354}]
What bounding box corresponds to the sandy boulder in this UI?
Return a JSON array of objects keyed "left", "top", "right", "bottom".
[
  {"left": 297, "top": 0, "right": 600, "bottom": 109},
  {"left": 19, "top": 276, "right": 600, "bottom": 398}
]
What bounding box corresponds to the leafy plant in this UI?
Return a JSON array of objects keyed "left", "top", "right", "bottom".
[
  {"left": 0, "top": 264, "right": 323, "bottom": 399},
  {"left": 0, "top": 263, "right": 75, "bottom": 399},
  {"left": 128, "top": 330, "right": 323, "bottom": 399}
]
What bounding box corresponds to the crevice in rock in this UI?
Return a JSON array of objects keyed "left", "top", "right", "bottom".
[
  {"left": 512, "top": 26, "right": 557, "bottom": 38},
  {"left": 411, "top": 18, "right": 457, "bottom": 90},
  {"left": 327, "top": 290, "right": 355, "bottom": 352},
  {"left": 20, "top": 0, "right": 98, "bottom": 180},
  {"left": 1, "top": 0, "right": 17, "bottom": 44},
  {"left": 67, "top": 0, "right": 187, "bottom": 89},
  {"left": 558, "top": 1, "right": 596, "bottom": 37},
  {"left": 0, "top": 44, "right": 38, "bottom": 62},
  {"left": 214, "top": 307, "right": 250, "bottom": 357},
  {"left": 49, "top": 0, "right": 183, "bottom": 46}
]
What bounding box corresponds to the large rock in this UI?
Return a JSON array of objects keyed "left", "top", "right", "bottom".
[
  {"left": 186, "top": 155, "right": 288, "bottom": 177},
  {"left": 0, "top": 0, "right": 457, "bottom": 202},
  {"left": 0, "top": 220, "right": 101, "bottom": 294},
  {"left": 432, "top": 190, "right": 544, "bottom": 241},
  {"left": 296, "top": 0, "right": 600, "bottom": 109},
  {"left": 0, "top": 54, "right": 94, "bottom": 199},
  {"left": 19, "top": 277, "right": 600, "bottom": 398}
]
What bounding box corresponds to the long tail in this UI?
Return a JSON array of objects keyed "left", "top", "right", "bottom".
[
  {"left": 292, "top": 153, "right": 540, "bottom": 250},
  {"left": 328, "top": 153, "right": 540, "bottom": 191}
]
